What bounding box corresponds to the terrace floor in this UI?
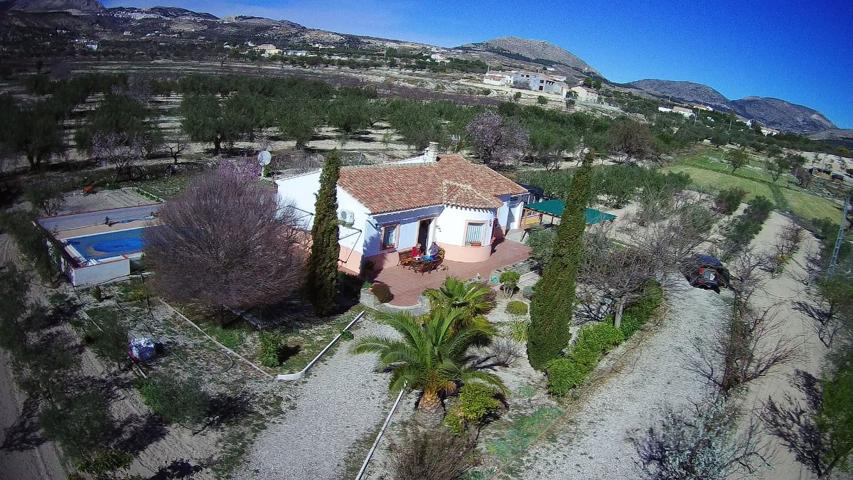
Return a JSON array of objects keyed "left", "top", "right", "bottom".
[{"left": 372, "top": 239, "right": 531, "bottom": 307}]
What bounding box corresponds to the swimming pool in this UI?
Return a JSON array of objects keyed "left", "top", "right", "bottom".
[{"left": 66, "top": 228, "right": 146, "bottom": 261}]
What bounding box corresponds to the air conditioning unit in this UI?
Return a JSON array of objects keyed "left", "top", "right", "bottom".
[{"left": 338, "top": 209, "right": 355, "bottom": 227}]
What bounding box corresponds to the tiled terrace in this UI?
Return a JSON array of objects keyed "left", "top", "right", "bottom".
[{"left": 372, "top": 239, "right": 531, "bottom": 307}]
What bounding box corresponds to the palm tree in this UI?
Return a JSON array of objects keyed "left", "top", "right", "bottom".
[
  {"left": 424, "top": 277, "right": 495, "bottom": 319},
  {"left": 352, "top": 308, "right": 506, "bottom": 413}
]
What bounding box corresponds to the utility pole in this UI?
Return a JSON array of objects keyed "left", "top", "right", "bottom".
[{"left": 828, "top": 195, "right": 850, "bottom": 276}]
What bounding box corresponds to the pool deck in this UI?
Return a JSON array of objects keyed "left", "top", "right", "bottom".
[{"left": 55, "top": 219, "right": 155, "bottom": 240}]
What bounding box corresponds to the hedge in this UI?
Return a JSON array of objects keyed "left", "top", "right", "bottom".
[
  {"left": 547, "top": 282, "right": 663, "bottom": 396},
  {"left": 546, "top": 323, "right": 624, "bottom": 397}
]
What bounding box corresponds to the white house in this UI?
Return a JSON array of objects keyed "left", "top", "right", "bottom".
[
  {"left": 569, "top": 85, "right": 599, "bottom": 103},
  {"left": 511, "top": 71, "right": 568, "bottom": 97},
  {"left": 483, "top": 72, "right": 512, "bottom": 86},
  {"left": 255, "top": 44, "right": 281, "bottom": 57},
  {"left": 275, "top": 145, "right": 529, "bottom": 275},
  {"left": 672, "top": 106, "right": 695, "bottom": 118}
]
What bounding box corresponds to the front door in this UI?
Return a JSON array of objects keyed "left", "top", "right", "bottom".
[{"left": 417, "top": 219, "right": 432, "bottom": 248}]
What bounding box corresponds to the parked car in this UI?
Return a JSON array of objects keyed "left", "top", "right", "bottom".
[{"left": 681, "top": 254, "right": 730, "bottom": 293}]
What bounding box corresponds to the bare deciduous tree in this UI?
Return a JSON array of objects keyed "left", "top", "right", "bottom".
[
  {"left": 144, "top": 170, "right": 306, "bottom": 314},
  {"left": 166, "top": 136, "right": 190, "bottom": 165},
  {"left": 794, "top": 275, "right": 853, "bottom": 348},
  {"left": 579, "top": 229, "right": 658, "bottom": 326},
  {"left": 632, "top": 398, "right": 767, "bottom": 480},
  {"left": 760, "top": 370, "right": 852, "bottom": 479},
  {"left": 465, "top": 112, "right": 529, "bottom": 166},
  {"left": 90, "top": 131, "right": 144, "bottom": 179}
]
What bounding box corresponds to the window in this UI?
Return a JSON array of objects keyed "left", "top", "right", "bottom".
[
  {"left": 381, "top": 224, "right": 398, "bottom": 250},
  {"left": 465, "top": 222, "right": 484, "bottom": 245}
]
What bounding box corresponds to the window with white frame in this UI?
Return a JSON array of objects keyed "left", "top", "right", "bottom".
[
  {"left": 465, "top": 222, "right": 484, "bottom": 245},
  {"left": 381, "top": 224, "right": 398, "bottom": 250}
]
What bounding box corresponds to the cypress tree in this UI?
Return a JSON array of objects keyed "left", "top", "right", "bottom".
[
  {"left": 305, "top": 150, "right": 341, "bottom": 316},
  {"left": 527, "top": 153, "right": 595, "bottom": 370}
]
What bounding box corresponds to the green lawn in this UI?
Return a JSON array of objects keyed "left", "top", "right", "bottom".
[{"left": 665, "top": 151, "right": 841, "bottom": 222}]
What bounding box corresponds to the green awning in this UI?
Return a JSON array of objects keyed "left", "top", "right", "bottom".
[{"left": 525, "top": 199, "right": 617, "bottom": 224}]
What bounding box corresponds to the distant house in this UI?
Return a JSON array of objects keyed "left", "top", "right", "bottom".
[
  {"left": 284, "top": 49, "right": 308, "bottom": 57},
  {"left": 672, "top": 106, "right": 695, "bottom": 118},
  {"left": 511, "top": 71, "right": 568, "bottom": 97},
  {"left": 275, "top": 145, "right": 530, "bottom": 274},
  {"left": 430, "top": 53, "right": 449, "bottom": 63},
  {"left": 691, "top": 103, "right": 714, "bottom": 112},
  {"left": 483, "top": 72, "right": 512, "bottom": 86},
  {"left": 657, "top": 106, "right": 673, "bottom": 113},
  {"left": 255, "top": 44, "right": 281, "bottom": 57},
  {"left": 569, "top": 85, "right": 599, "bottom": 103},
  {"left": 760, "top": 127, "right": 780, "bottom": 136}
]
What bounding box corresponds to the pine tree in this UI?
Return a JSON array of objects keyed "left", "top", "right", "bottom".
[
  {"left": 527, "top": 153, "right": 595, "bottom": 370},
  {"left": 305, "top": 150, "right": 341, "bottom": 316}
]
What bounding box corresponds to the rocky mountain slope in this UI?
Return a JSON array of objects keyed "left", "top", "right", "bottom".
[
  {"left": 628, "top": 79, "right": 837, "bottom": 134},
  {"left": 462, "top": 36, "right": 597, "bottom": 73},
  {"left": 731, "top": 97, "right": 836, "bottom": 134},
  {"left": 0, "top": 1, "right": 840, "bottom": 134},
  {"left": 628, "top": 79, "right": 729, "bottom": 108},
  {"left": 5, "top": 0, "right": 102, "bottom": 13}
]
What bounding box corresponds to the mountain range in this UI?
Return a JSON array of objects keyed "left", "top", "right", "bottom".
[{"left": 0, "top": 0, "right": 844, "bottom": 135}]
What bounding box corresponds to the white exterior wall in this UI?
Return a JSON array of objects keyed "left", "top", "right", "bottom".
[
  {"left": 275, "top": 172, "right": 371, "bottom": 254},
  {"left": 435, "top": 206, "right": 496, "bottom": 247},
  {"left": 70, "top": 259, "right": 130, "bottom": 286}
]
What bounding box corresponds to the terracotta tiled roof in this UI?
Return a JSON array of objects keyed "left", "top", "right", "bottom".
[{"left": 337, "top": 154, "right": 527, "bottom": 214}]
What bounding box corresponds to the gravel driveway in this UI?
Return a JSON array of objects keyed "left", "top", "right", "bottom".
[
  {"left": 517, "top": 279, "right": 728, "bottom": 480},
  {"left": 237, "top": 316, "right": 397, "bottom": 480}
]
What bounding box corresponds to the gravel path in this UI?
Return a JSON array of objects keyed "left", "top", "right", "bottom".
[
  {"left": 237, "top": 316, "right": 397, "bottom": 480},
  {"left": 518, "top": 279, "right": 728, "bottom": 480}
]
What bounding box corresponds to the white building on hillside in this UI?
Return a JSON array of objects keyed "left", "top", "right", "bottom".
[
  {"left": 511, "top": 71, "right": 568, "bottom": 97},
  {"left": 255, "top": 44, "right": 281, "bottom": 57},
  {"left": 483, "top": 72, "right": 512, "bottom": 86},
  {"left": 569, "top": 85, "right": 599, "bottom": 103},
  {"left": 672, "top": 106, "right": 695, "bottom": 118},
  {"left": 275, "top": 145, "right": 530, "bottom": 274}
]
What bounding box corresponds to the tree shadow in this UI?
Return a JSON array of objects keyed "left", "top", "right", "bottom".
[
  {"left": 147, "top": 459, "right": 205, "bottom": 480},
  {"left": 0, "top": 397, "right": 44, "bottom": 451},
  {"left": 201, "top": 392, "right": 254, "bottom": 431},
  {"left": 113, "top": 413, "right": 169, "bottom": 456}
]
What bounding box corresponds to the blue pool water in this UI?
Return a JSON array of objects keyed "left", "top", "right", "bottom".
[{"left": 67, "top": 228, "right": 146, "bottom": 261}]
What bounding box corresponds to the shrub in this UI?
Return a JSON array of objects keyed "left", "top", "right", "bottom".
[
  {"left": 137, "top": 374, "right": 209, "bottom": 426},
  {"left": 505, "top": 300, "right": 528, "bottom": 316},
  {"left": 259, "top": 331, "right": 285, "bottom": 367},
  {"left": 576, "top": 322, "right": 624, "bottom": 352},
  {"left": 546, "top": 322, "right": 625, "bottom": 397},
  {"left": 721, "top": 196, "right": 773, "bottom": 259},
  {"left": 714, "top": 187, "right": 747, "bottom": 215},
  {"left": 499, "top": 271, "right": 521, "bottom": 296},
  {"left": 508, "top": 320, "right": 529, "bottom": 342},
  {"left": 339, "top": 329, "right": 354, "bottom": 341},
  {"left": 445, "top": 383, "right": 503, "bottom": 434},
  {"left": 546, "top": 358, "right": 586, "bottom": 396},
  {"left": 390, "top": 427, "right": 475, "bottom": 480},
  {"left": 370, "top": 282, "right": 393, "bottom": 303},
  {"left": 537, "top": 95, "right": 548, "bottom": 105}
]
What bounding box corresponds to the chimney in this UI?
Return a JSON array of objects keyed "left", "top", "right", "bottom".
[{"left": 425, "top": 141, "right": 439, "bottom": 163}]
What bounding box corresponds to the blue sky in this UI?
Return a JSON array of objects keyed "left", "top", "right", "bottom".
[{"left": 106, "top": 0, "right": 853, "bottom": 128}]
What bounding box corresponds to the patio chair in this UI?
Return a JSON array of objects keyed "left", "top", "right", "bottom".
[
  {"left": 415, "top": 248, "right": 445, "bottom": 274},
  {"left": 398, "top": 249, "right": 414, "bottom": 268}
]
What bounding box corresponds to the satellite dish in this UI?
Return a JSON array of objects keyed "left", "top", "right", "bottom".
[
  {"left": 257, "top": 150, "right": 272, "bottom": 166},
  {"left": 338, "top": 209, "right": 355, "bottom": 227}
]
